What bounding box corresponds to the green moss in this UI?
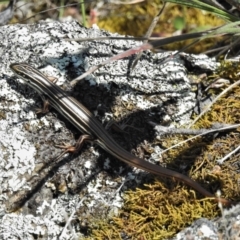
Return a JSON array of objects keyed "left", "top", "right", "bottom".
[{"left": 87, "top": 181, "right": 219, "bottom": 239}]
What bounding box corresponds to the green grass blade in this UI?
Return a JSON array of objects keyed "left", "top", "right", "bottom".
[{"left": 163, "top": 0, "right": 240, "bottom": 22}]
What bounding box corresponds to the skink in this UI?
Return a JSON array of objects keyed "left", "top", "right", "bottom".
[{"left": 10, "top": 63, "right": 227, "bottom": 203}]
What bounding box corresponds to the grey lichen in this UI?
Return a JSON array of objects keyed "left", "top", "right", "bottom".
[{"left": 0, "top": 20, "right": 222, "bottom": 239}]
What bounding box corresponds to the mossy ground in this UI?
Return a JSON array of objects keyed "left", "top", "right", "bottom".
[{"left": 84, "top": 61, "right": 240, "bottom": 239}]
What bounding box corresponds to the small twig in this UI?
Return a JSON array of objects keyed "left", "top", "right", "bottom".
[
  {"left": 18, "top": 3, "right": 80, "bottom": 23},
  {"left": 149, "top": 122, "right": 239, "bottom": 135},
  {"left": 112, "top": 0, "right": 145, "bottom": 4},
  {"left": 149, "top": 122, "right": 240, "bottom": 156},
  {"left": 64, "top": 36, "right": 162, "bottom": 42},
  {"left": 188, "top": 79, "right": 240, "bottom": 128},
  {"left": 217, "top": 145, "right": 240, "bottom": 165},
  {"left": 131, "top": 3, "right": 166, "bottom": 70},
  {"left": 215, "top": 36, "right": 240, "bottom": 58}
]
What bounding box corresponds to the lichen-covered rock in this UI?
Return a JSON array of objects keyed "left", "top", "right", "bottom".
[{"left": 0, "top": 20, "right": 223, "bottom": 239}]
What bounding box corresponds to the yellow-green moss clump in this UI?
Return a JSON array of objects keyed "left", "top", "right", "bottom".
[
  {"left": 89, "top": 183, "right": 219, "bottom": 239},
  {"left": 96, "top": 1, "right": 225, "bottom": 53}
]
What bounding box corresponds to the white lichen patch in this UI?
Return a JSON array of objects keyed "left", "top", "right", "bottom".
[{"left": 0, "top": 125, "right": 36, "bottom": 189}]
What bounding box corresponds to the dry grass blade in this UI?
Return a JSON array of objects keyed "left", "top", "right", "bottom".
[
  {"left": 163, "top": 0, "right": 240, "bottom": 22},
  {"left": 131, "top": 2, "right": 166, "bottom": 70},
  {"left": 188, "top": 79, "right": 240, "bottom": 128},
  {"left": 153, "top": 123, "right": 240, "bottom": 156},
  {"left": 217, "top": 145, "right": 240, "bottom": 164}
]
